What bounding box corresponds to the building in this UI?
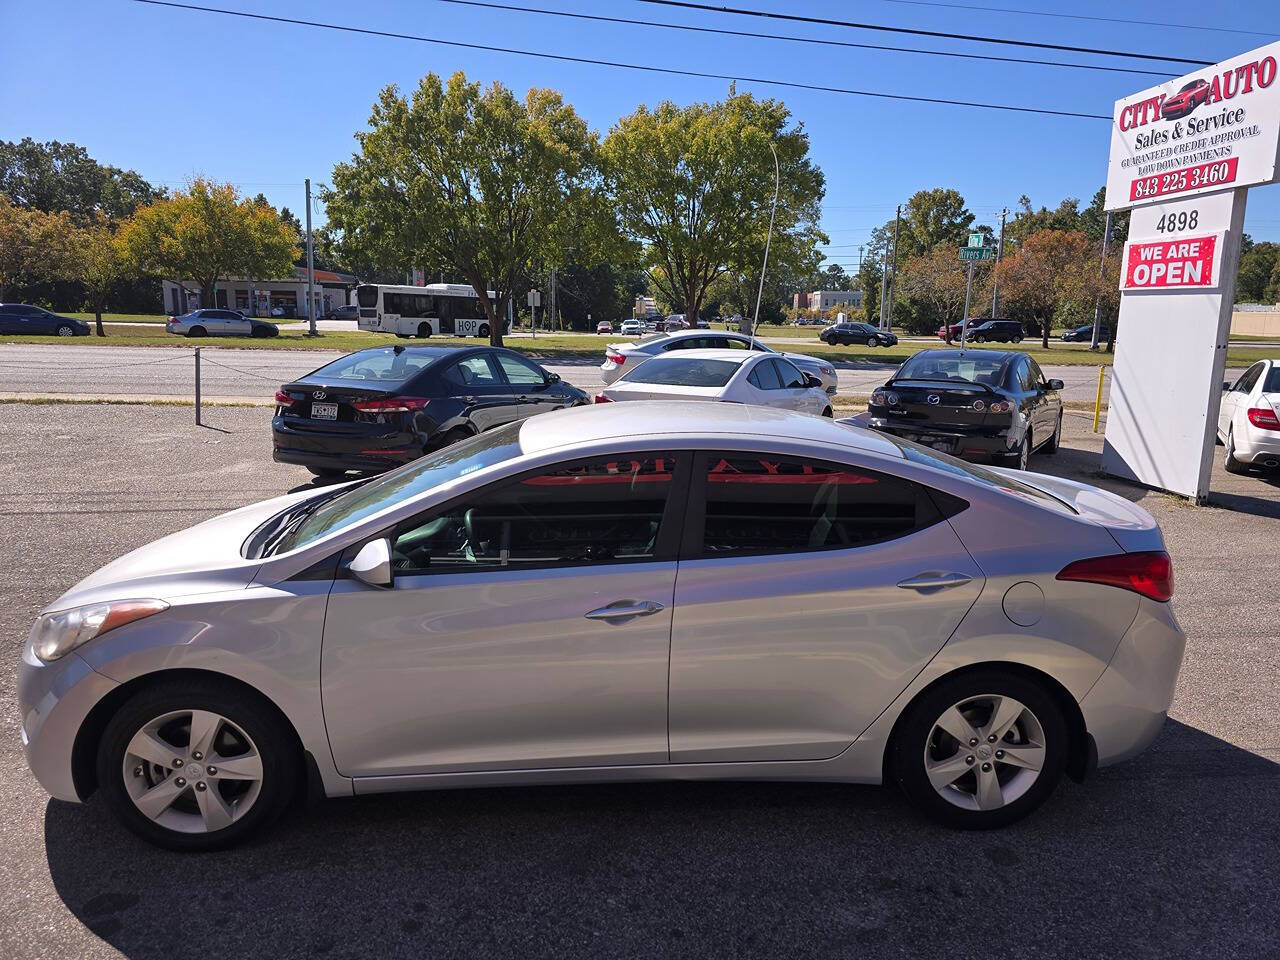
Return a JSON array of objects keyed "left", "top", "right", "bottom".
[
  {"left": 808, "top": 290, "right": 863, "bottom": 312},
  {"left": 162, "top": 267, "right": 360, "bottom": 319},
  {"left": 792, "top": 292, "right": 810, "bottom": 311}
]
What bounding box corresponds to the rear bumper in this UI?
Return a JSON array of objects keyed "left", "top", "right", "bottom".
[
  {"left": 1080, "top": 597, "right": 1186, "bottom": 767},
  {"left": 271, "top": 416, "right": 425, "bottom": 473},
  {"left": 867, "top": 417, "right": 1015, "bottom": 460},
  {"left": 1234, "top": 425, "right": 1280, "bottom": 464}
]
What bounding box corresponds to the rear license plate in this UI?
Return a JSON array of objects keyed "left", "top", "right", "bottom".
[{"left": 311, "top": 402, "right": 338, "bottom": 420}]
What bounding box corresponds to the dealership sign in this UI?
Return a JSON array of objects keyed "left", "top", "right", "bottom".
[
  {"left": 1105, "top": 40, "right": 1280, "bottom": 209},
  {"left": 1121, "top": 232, "right": 1224, "bottom": 290}
]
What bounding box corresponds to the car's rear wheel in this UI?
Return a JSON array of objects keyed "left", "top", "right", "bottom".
[
  {"left": 1007, "top": 432, "right": 1030, "bottom": 470},
  {"left": 96, "top": 678, "right": 299, "bottom": 851},
  {"left": 1012, "top": 335, "right": 1023, "bottom": 343},
  {"left": 186, "top": 326, "right": 206, "bottom": 338},
  {"left": 1042, "top": 411, "right": 1063, "bottom": 454},
  {"left": 417, "top": 323, "right": 431, "bottom": 338},
  {"left": 433, "top": 427, "right": 473, "bottom": 451},
  {"left": 478, "top": 324, "right": 490, "bottom": 339},
  {"left": 56, "top": 324, "right": 76, "bottom": 337},
  {"left": 1224, "top": 428, "right": 1248, "bottom": 474},
  {"left": 973, "top": 334, "right": 986, "bottom": 343},
  {"left": 893, "top": 670, "right": 1067, "bottom": 829}
]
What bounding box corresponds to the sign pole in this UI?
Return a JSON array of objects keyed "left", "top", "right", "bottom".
[
  {"left": 1090, "top": 210, "right": 1113, "bottom": 351},
  {"left": 960, "top": 262, "right": 974, "bottom": 348}
]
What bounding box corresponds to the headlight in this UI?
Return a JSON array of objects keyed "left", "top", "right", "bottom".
[
  {"left": 29, "top": 599, "right": 168, "bottom": 662},
  {"left": 820, "top": 364, "right": 835, "bottom": 375}
]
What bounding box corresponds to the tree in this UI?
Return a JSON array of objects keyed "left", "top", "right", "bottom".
[
  {"left": 997, "top": 230, "right": 1096, "bottom": 346},
  {"left": 326, "top": 71, "right": 616, "bottom": 347},
  {"left": 898, "top": 245, "right": 969, "bottom": 338},
  {"left": 0, "top": 193, "right": 78, "bottom": 300},
  {"left": 601, "top": 88, "right": 825, "bottom": 337},
  {"left": 813, "top": 263, "right": 851, "bottom": 290},
  {"left": 0, "top": 138, "right": 163, "bottom": 221},
  {"left": 1238, "top": 242, "right": 1279, "bottom": 303},
  {"left": 75, "top": 213, "right": 136, "bottom": 336},
  {"left": 712, "top": 230, "right": 823, "bottom": 326},
  {"left": 553, "top": 261, "right": 647, "bottom": 330},
  {"left": 897, "top": 188, "right": 975, "bottom": 260},
  {"left": 119, "top": 179, "right": 297, "bottom": 308}
]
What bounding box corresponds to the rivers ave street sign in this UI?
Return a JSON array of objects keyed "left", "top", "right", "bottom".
[{"left": 958, "top": 246, "right": 997, "bottom": 262}]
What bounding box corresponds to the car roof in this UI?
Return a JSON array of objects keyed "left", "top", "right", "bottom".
[
  {"left": 646, "top": 348, "right": 757, "bottom": 362},
  {"left": 518, "top": 401, "right": 903, "bottom": 458}
]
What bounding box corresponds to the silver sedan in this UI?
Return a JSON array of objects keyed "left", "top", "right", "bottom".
[{"left": 19, "top": 403, "right": 1184, "bottom": 849}]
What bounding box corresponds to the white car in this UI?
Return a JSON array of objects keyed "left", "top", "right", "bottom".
[
  {"left": 598, "top": 349, "right": 833, "bottom": 417},
  {"left": 619, "top": 319, "right": 647, "bottom": 337},
  {"left": 600, "top": 330, "right": 838, "bottom": 394},
  {"left": 1218, "top": 359, "right": 1280, "bottom": 473}
]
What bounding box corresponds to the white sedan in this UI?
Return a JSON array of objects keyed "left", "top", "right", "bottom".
[
  {"left": 599, "top": 330, "right": 838, "bottom": 394},
  {"left": 1218, "top": 358, "right": 1280, "bottom": 473},
  {"left": 597, "top": 349, "right": 833, "bottom": 417}
]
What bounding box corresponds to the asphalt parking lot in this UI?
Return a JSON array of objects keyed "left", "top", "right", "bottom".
[{"left": 1, "top": 403, "right": 1277, "bottom": 960}]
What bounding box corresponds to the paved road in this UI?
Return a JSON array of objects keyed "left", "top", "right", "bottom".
[
  {"left": 0, "top": 344, "right": 1169, "bottom": 407},
  {"left": 0, "top": 404, "right": 1275, "bottom": 959}
]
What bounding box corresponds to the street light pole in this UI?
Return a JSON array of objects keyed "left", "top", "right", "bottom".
[
  {"left": 886, "top": 204, "right": 901, "bottom": 330},
  {"left": 1090, "top": 210, "right": 1114, "bottom": 351},
  {"left": 750, "top": 142, "right": 780, "bottom": 349},
  {"left": 990, "top": 207, "right": 1007, "bottom": 318}
]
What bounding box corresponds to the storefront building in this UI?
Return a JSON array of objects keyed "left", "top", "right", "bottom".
[{"left": 162, "top": 268, "right": 359, "bottom": 318}]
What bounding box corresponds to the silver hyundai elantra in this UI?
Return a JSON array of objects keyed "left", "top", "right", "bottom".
[{"left": 19, "top": 403, "right": 1185, "bottom": 850}]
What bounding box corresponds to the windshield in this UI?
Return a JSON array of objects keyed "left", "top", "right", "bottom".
[
  {"left": 279, "top": 423, "right": 524, "bottom": 552},
  {"left": 895, "top": 353, "right": 1007, "bottom": 385},
  {"left": 621, "top": 356, "right": 740, "bottom": 387},
  {"left": 299, "top": 348, "right": 438, "bottom": 386}
]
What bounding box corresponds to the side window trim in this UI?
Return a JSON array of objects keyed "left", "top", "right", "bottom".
[{"left": 382, "top": 450, "right": 695, "bottom": 577}]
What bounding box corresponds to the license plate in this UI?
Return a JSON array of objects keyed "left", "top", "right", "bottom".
[{"left": 311, "top": 402, "right": 338, "bottom": 420}]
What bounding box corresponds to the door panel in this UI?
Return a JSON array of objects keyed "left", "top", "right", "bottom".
[
  {"left": 322, "top": 564, "right": 677, "bottom": 776},
  {"left": 444, "top": 354, "right": 521, "bottom": 430}
]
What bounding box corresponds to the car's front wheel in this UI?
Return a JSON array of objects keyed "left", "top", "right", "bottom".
[
  {"left": 96, "top": 678, "right": 299, "bottom": 851},
  {"left": 893, "top": 670, "right": 1067, "bottom": 829}
]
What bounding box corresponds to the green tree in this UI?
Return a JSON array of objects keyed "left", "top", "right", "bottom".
[
  {"left": 897, "top": 245, "right": 970, "bottom": 338},
  {"left": 997, "top": 230, "right": 1096, "bottom": 346},
  {"left": 897, "top": 188, "right": 975, "bottom": 259},
  {"left": 119, "top": 179, "right": 298, "bottom": 308},
  {"left": 855, "top": 259, "right": 882, "bottom": 325},
  {"left": 0, "top": 138, "right": 163, "bottom": 221},
  {"left": 325, "top": 71, "right": 616, "bottom": 347},
  {"left": 813, "top": 262, "right": 851, "bottom": 290},
  {"left": 0, "top": 193, "right": 78, "bottom": 300},
  {"left": 1238, "top": 242, "right": 1279, "bottom": 303},
  {"left": 601, "top": 88, "right": 825, "bottom": 336},
  {"left": 75, "top": 213, "right": 137, "bottom": 336}
]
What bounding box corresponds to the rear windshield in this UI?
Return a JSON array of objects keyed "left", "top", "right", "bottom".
[
  {"left": 896, "top": 353, "right": 1007, "bottom": 385},
  {"left": 282, "top": 423, "right": 525, "bottom": 551},
  {"left": 356, "top": 285, "right": 380, "bottom": 308},
  {"left": 635, "top": 333, "right": 668, "bottom": 345},
  {"left": 1264, "top": 367, "right": 1280, "bottom": 393},
  {"left": 879, "top": 433, "right": 1076, "bottom": 514},
  {"left": 301, "top": 349, "right": 437, "bottom": 385},
  {"left": 621, "top": 356, "right": 740, "bottom": 387}
]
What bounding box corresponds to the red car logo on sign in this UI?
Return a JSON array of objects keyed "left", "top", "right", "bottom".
[{"left": 1160, "top": 78, "right": 1211, "bottom": 120}]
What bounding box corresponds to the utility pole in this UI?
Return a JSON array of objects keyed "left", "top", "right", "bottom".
[
  {"left": 304, "top": 178, "right": 317, "bottom": 337},
  {"left": 1090, "top": 210, "right": 1114, "bottom": 351},
  {"left": 857, "top": 244, "right": 864, "bottom": 270},
  {"left": 990, "top": 207, "right": 1008, "bottom": 318},
  {"left": 885, "top": 204, "right": 902, "bottom": 330},
  {"left": 878, "top": 242, "right": 890, "bottom": 328},
  {"left": 549, "top": 266, "right": 557, "bottom": 331}
]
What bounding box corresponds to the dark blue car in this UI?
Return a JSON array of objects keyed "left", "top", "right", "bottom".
[{"left": 0, "top": 304, "right": 91, "bottom": 337}]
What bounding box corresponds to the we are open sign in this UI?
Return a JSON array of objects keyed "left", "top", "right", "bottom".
[{"left": 1120, "top": 232, "right": 1224, "bottom": 290}]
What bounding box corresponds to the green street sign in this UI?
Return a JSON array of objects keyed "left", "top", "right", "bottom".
[
  {"left": 967, "top": 233, "right": 985, "bottom": 248},
  {"left": 958, "top": 246, "right": 997, "bottom": 262}
]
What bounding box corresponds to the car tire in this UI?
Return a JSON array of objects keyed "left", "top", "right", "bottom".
[
  {"left": 478, "top": 324, "right": 490, "bottom": 339},
  {"left": 433, "top": 427, "right": 473, "bottom": 451},
  {"left": 892, "top": 668, "right": 1068, "bottom": 829},
  {"left": 865, "top": 336, "right": 876, "bottom": 347},
  {"left": 1007, "top": 432, "right": 1030, "bottom": 470},
  {"left": 251, "top": 326, "right": 269, "bottom": 339},
  {"left": 1012, "top": 335, "right": 1023, "bottom": 343},
  {"left": 56, "top": 324, "right": 76, "bottom": 337},
  {"left": 1042, "top": 412, "right": 1063, "bottom": 454},
  {"left": 186, "top": 326, "right": 206, "bottom": 338},
  {"left": 973, "top": 335, "right": 986, "bottom": 343},
  {"left": 417, "top": 323, "right": 431, "bottom": 338},
  {"left": 96, "top": 677, "right": 299, "bottom": 851},
  {"left": 1224, "top": 428, "right": 1248, "bottom": 474}
]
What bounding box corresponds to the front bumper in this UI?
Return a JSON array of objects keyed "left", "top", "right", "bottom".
[
  {"left": 18, "top": 643, "right": 119, "bottom": 803},
  {"left": 867, "top": 416, "right": 1015, "bottom": 460},
  {"left": 1080, "top": 597, "right": 1186, "bottom": 767}
]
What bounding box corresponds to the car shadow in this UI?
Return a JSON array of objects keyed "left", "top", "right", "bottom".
[{"left": 43, "top": 720, "right": 1278, "bottom": 959}]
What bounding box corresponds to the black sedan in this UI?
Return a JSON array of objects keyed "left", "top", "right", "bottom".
[
  {"left": 866, "top": 349, "right": 1063, "bottom": 469},
  {"left": 272, "top": 345, "right": 589, "bottom": 477},
  {"left": 1061, "top": 323, "right": 1109, "bottom": 342},
  {"left": 0, "top": 303, "right": 91, "bottom": 336},
  {"left": 820, "top": 321, "right": 898, "bottom": 347}
]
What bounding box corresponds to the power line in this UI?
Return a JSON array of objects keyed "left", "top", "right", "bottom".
[
  {"left": 635, "top": 0, "right": 1214, "bottom": 66},
  {"left": 871, "top": 0, "right": 1274, "bottom": 39},
  {"left": 432, "top": 0, "right": 1173, "bottom": 78},
  {"left": 133, "top": 1, "right": 1111, "bottom": 120}
]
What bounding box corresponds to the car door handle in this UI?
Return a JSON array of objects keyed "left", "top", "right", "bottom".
[
  {"left": 584, "top": 600, "right": 666, "bottom": 621},
  {"left": 896, "top": 572, "right": 973, "bottom": 591}
]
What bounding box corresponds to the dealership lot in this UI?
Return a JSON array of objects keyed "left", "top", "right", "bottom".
[{"left": 1, "top": 402, "right": 1276, "bottom": 959}]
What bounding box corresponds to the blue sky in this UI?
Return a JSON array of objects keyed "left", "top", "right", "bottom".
[{"left": 3, "top": 0, "right": 1278, "bottom": 272}]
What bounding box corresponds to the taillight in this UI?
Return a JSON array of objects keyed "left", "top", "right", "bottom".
[
  {"left": 987, "top": 400, "right": 1012, "bottom": 414},
  {"left": 352, "top": 397, "right": 428, "bottom": 414},
  {"left": 274, "top": 390, "right": 294, "bottom": 407},
  {"left": 595, "top": 394, "right": 613, "bottom": 403},
  {"left": 1246, "top": 407, "right": 1280, "bottom": 430},
  {"left": 1056, "top": 551, "right": 1173, "bottom": 602},
  {"left": 607, "top": 352, "right": 626, "bottom": 365}
]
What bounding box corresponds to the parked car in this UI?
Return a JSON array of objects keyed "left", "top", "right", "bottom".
[
  {"left": 1218, "top": 359, "right": 1280, "bottom": 473},
  {"left": 598, "top": 350, "right": 832, "bottom": 417},
  {"left": 967, "top": 320, "right": 1025, "bottom": 344},
  {"left": 867, "top": 349, "right": 1063, "bottom": 469},
  {"left": 18, "top": 402, "right": 1183, "bottom": 849},
  {"left": 695, "top": 318, "right": 711, "bottom": 329},
  {"left": 599, "top": 329, "right": 838, "bottom": 394},
  {"left": 166, "top": 309, "right": 279, "bottom": 338},
  {"left": 620, "top": 319, "right": 647, "bottom": 337},
  {"left": 1060, "top": 324, "right": 1108, "bottom": 343},
  {"left": 662, "top": 314, "right": 688, "bottom": 332},
  {"left": 596, "top": 320, "right": 613, "bottom": 335},
  {"left": 320, "top": 304, "right": 360, "bottom": 322},
  {"left": 272, "top": 345, "right": 588, "bottom": 478},
  {"left": 0, "top": 303, "right": 90, "bottom": 337},
  {"left": 821, "top": 321, "right": 898, "bottom": 347},
  {"left": 1161, "top": 78, "right": 1211, "bottom": 120}
]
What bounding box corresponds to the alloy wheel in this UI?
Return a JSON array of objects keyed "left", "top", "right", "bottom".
[
  {"left": 57, "top": 325, "right": 75, "bottom": 336},
  {"left": 923, "top": 695, "right": 1046, "bottom": 811},
  {"left": 122, "top": 709, "right": 264, "bottom": 834}
]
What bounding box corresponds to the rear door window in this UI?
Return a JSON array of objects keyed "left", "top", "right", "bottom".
[{"left": 443, "top": 354, "right": 503, "bottom": 388}]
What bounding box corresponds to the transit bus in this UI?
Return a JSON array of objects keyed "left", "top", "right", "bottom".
[{"left": 354, "top": 283, "right": 507, "bottom": 338}]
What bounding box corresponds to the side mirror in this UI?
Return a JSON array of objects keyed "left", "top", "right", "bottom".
[
  {"left": 1222, "top": 381, "right": 1231, "bottom": 391},
  {"left": 347, "top": 537, "right": 393, "bottom": 589},
  {"left": 1046, "top": 378, "right": 1064, "bottom": 391},
  {"left": 804, "top": 373, "right": 823, "bottom": 389}
]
